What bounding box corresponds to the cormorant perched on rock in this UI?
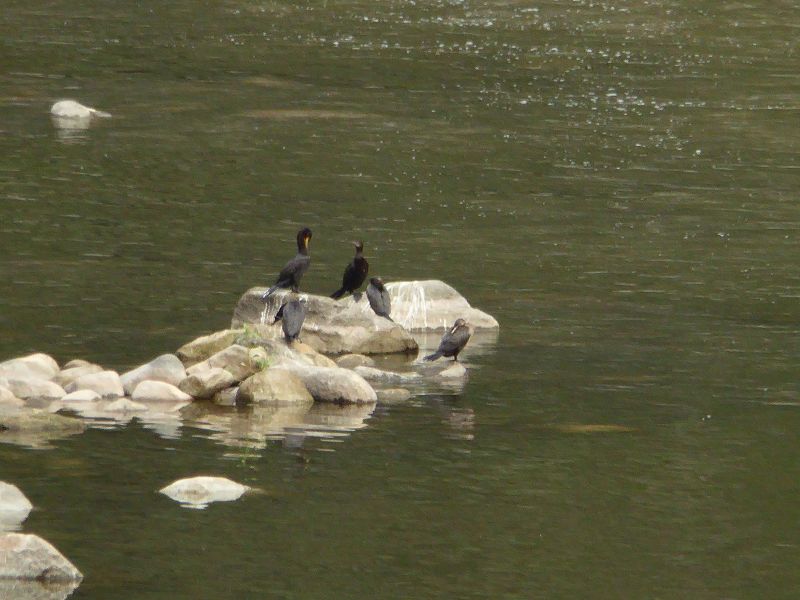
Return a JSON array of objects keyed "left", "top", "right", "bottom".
[
  {"left": 331, "top": 241, "right": 369, "bottom": 299},
  {"left": 273, "top": 296, "right": 307, "bottom": 343},
  {"left": 366, "top": 277, "right": 392, "bottom": 321},
  {"left": 262, "top": 227, "right": 312, "bottom": 299},
  {"left": 424, "top": 318, "right": 472, "bottom": 361}
]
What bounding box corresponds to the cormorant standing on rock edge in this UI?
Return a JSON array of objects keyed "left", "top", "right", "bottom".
[
  {"left": 424, "top": 318, "right": 472, "bottom": 361},
  {"left": 262, "top": 227, "right": 312, "bottom": 299},
  {"left": 331, "top": 241, "right": 369, "bottom": 299},
  {"left": 273, "top": 296, "right": 307, "bottom": 343},
  {"left": 366, "top": 277, "right": 392, "bottom": 321}
]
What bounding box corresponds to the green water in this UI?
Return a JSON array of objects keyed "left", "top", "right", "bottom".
[{"left": 2, "top": 0, "right": 800, "bottom": 597}]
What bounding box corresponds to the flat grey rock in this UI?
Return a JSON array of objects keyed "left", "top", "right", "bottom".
[
  {"left": 0, "top": 533, "right": 82, "bottom": 581},
  {"left": 159, "top": 476, "right": 249, "bottom": 508}
]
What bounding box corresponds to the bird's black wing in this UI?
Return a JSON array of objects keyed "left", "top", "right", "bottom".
[{"left": 437, "top": 326, "right": 471, "bottom": 355}]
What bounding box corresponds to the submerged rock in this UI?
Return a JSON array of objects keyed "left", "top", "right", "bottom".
[
  {"left": 376, "top": 388, "right": 412, "bottom": 404},
  {"left": 159, "top": 476, "right": 249, "bottom": 508},
  {"left": 232, "top": 289, "right": 418, "bottom": 355},
  {"left": 64, "top": 371, "right": 123, "bottom": 399},
  {"left": 0, "top": 533, "right": 83, "bottom": 581},
  {"left": 178, "top": 368, "right": 235, "bottom": 400},
  {"left": 120, "top": 354, "right": 186, "bottom": 396},
  {"left": 0, "top": 411, "right": 85, "bottom": 448},
  {"left": 131, "top": 381, "right": 192, "bottom": 403},
  {"left": 176, "top": 329, "right": 243, "bottom": 367},
  {"left": 0, "top": 483, "right": 33, "bottom": 531},
  {"left": 0, "top": 354, "right": 59, "bottom": 382},
  {"left": 238, "top": 369, "right": 313, "bottom": 406},
  {"left": 353, "top": 365, "right": 420, "bottom": 385},
  {"left": 346, "top": 280, "right": 498, "bottom": 331}
]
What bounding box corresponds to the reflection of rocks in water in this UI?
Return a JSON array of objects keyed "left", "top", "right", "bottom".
[
  {"left": 0, "top": 580, "right": 81, "bottom": 600},
  {"left": 181, "top": 401, "right": 375, "bottom": 451},
  {"left": 51, "top": 117, "right": 91, "bottom": 144},
  {"left": 442, "top": 407, "right": 476, "bottom": 441},
  {"left": 54, "top": 400, "right": 188, "bottom": 439}
]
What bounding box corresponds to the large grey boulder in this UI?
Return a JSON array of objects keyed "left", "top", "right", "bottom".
[
  {"left": 238, "top": 369, "right": 313, "bottom": 405},
  {"left": 279, "top": 364, "right": 377, "bottom": 404},
  {"left": 159, "top": 476, "right": 249, "bottom": 508},
  {"left": 353, "top": 365, "right": 420, "bottom": 385},
  {"left": 131, "top": 381, "right": 193, "bottom": 403},
  {"left": 0, "top": 483, "right": 33, "bottom": 531},
  {"left": 232, "top": 289, "right": 418, "bottom": 356},
  {"left": 178, "top": 368, "right": 236, "bottom": 400},
  {"left": 344, "top": 280, "right": 498, "bottom": 331},
  {"left": 120, "top": 354, "right": 186, "bottom": 396},
  {"left": 0, "top": 533, "right": 82, "bottom": 581},
  {"left": 5, "top": 380, "right": 65, "bottom": 401},
  {"left": 335, "top": 353, "right": 375, "bottom": 369},
  {"left": 0, "top": 354, "right": 59, "bottom": 382},
  {"left": 176, "top": 329, "right": 243, "bottom": 367},
  {"left": 64, "top": 371, "right": 123, "bottom": 399},
  {"left": 186, "top": 345, "right": 257, "bottom": 382},
  {"left": 52, "top": 364, "right": 103, "bottom": 389}
]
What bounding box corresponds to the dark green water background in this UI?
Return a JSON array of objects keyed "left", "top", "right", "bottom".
[{"left": 2, "top": 1, "right": 800, "bottom": 597}]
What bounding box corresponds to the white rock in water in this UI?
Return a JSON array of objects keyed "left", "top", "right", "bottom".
[
  {"left": 159, "top": 476, "right": 249, "bottom": 508},
  {"left": 60, "top": 389, "right": 101, "bottom": 403},
  {"left": 345, "top": 280, "right": 498, "bottom": 331},
  {"left": 131, "top": 380, "right": 193, "bottom": 403},
  {"left": 50, "top": 100, "right": 111, "bottom": 119},
  {"left": 0, "top": 533, "right": 83, "bottom": 581},
  {"left": 0, "top": 388, "right": 24, "bottom": 408},
  {"left": 120, "top": 354, "right": 187, "bottom": 396},
  {"left": 279, "top": 364, "right": 377, "bottom": 404},
  {"left": 5, "top": 380, "right": 66, "bottom": 401},
  {"left": 0, "top": 483, "right": 33, "bottom": 531},
  {"left": 64, "top": 371, "right": 123, "bottom": 399},
  {"left": 104, "top": 398, "right": 148, "bottom": 413},
  {"left": 0, "top": 354, "right": 60, "bottom": 382}
]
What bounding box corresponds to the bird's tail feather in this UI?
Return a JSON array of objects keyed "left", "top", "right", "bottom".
[
  {"left": 331, "top": 288, "right": 346, "bottom": 299},
  {"left": 262, "top": 284, "right": 279, "bottom": 300},
  {"left": 423, "top": 351, "right": 442, "bottom": 361}
]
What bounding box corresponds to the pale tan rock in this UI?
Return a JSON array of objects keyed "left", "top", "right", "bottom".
[
  {"left": 178, "top": 368, "right": 236, "bottom": 400},
  {"left": 5, "top": 380, "right": 65, "bottom": 401},
  {"left": 131, "top": 381, "right": 192, "bottom": 403},
  {"left": 120, "top": 354, "right": 186, "bottom": 395},
  {"left": 335, "top": 353, "right": 375, "bottom": 369},
  {"left": 186, "top": 345, "right": 256, "bottom": 382},
  {"left": 52, "top": 364, "right": 103, "bottom": 388},
  {"left": 279, "top": 364, "right": 376, "bottom": 404},
  {"left": 0, "top": 533, "right": 83, "bottom": 581},
  {"left": 238, "top": 369, "right": 313, "bottom": 405},
  {"left": 176, "top": 329, "right": 243, "bottom": 367},
  {"left": 64, "top": 371, "right": 123, "bottom": 399},
  {"left": 0, "top": 354, "right": 59, "bottom": 382}
]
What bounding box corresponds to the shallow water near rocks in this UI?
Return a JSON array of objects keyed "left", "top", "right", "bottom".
[{"left": 3, "top": 0, "right": 800, "bottom": 597}]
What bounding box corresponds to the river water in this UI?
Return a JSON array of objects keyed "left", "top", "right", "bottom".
[{"left": 2, "top": 1, "right": 800, "bottom": 597}]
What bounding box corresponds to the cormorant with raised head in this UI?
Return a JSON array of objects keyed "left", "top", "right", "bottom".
[
  {"left": 424, "top": 318, "right": 472, "bottom": 361},
  {"left": 273, "top": 296, "right": 307, "bottom": 343},
  {"left": 331, "top": 240, "right": 369, "bottom": 299},
  {"left": 262, "top": 227, "right": 312, "bottom": 299},
  {"left": 366, "top": 277, "right": 392, "bottom": 321}
]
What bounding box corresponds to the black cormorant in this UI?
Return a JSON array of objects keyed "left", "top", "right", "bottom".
[
  {"left": 424, "top": 318, "right": 472, "bottom": 361},
  {"left": 331, "top": 241, "right": 369, "bottom": 299},
  {"left": 262, "top": 227, "right": 312, "bottom": 299},
  {"left": 366, "top": 277, "right": 392, "bottom": 321},
  {"left": 273, "top": 296, "right": 307, "bottom": 343}
]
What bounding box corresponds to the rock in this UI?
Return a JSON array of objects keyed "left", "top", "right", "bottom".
[
  {"left": 50, "top": 99, "right": 110, "bottom": 119},
  {"left": 60, "top": 390, "right": 101, "bottom": 403},
  {"left": 0, "top": 483, "right": 33, "bottom": 531},
  {"left": 0, "top": 354, "right": 59, "bottom": 382},
  {"left": 291, "top": 342, "right": 338, "bottom": 368},
  {"left": 0, "top": 579, "right": 80, "bottom": 600},
  {"left": 280, "top": 364, "right": 377, "bottom": 404},
  {"left": 353, "top": 365, "right": 420, "bottom": 385},
  {"left": 62, "top": 359, "right": 92, "bottom": 370},
  {"left": 438, "top": 362, "right": 468, "bottom": 379},
  {"left": 238, "top": 369, "right": 313, "bottom": 405},
  {"left": 131, "top": 381, "right": 193, "bottom": 403},
  {"left": 376, "top": 388, "right": 412, "bottom": 404},
  {"left": 232, "top": 289, "right": 418, "bottom": 355},
  {"left": 64, "top": 371, "right": 123, "bottom": 399},
  {"left": 0, "top": 388, "right": 24, "bottom": 408},
  {"left": 104, "top": 399, "right": 148, "bottom": 413},
  {"left": 186, "top": 345, "right": 257, "bottom": 383},
  {"left": 178, "top": 368, "right": 236, "bottom": 400},
  {"left": 349, "top": 280, "right": 498, "bottom": 331},
  {"left": 211, "top": 387, "right": 239, "bottom": 407},
  {"left": 176, "top": 329, "right": 243, "bottom": 367},
  {"left": 5, "top": 380, "right": 65, "bottom": 401},
  {"left": 52, "top": 364, "right": 103, "bottom": 389},
  {"left": 159, "top": 476, "right": 249, "bottom": 507},
  {"left": 0, "top": 533, "right": 82, "bottom": 581},
  {"left": 0, "top": 411, "right": 85, "bottom": 448},
  {"left": 120, "top": 354, "right": 186, "bottom": 396},
  {"left": 335, "top": 353, "right": 375, "bottom": 369}
]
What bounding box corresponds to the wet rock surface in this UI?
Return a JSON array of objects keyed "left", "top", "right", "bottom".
[{"left": 0, "top": 533, "right": 83, "bottom": 582}]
